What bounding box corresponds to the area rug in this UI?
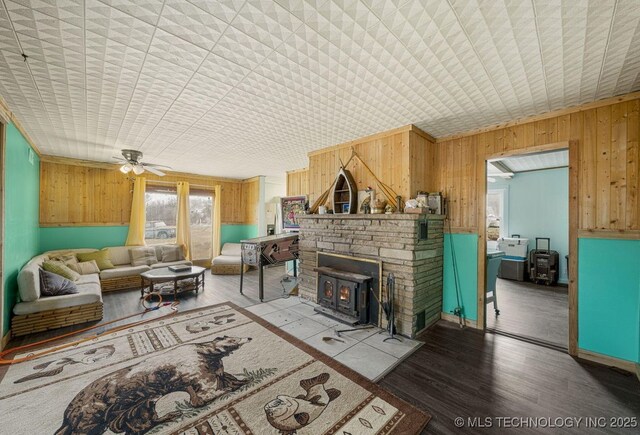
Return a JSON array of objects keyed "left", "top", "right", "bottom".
[{"left": 0, "top": 302, "right": 430, "bottom": 434}]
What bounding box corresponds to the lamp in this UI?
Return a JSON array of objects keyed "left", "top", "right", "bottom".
[
  {"left": 120, "top": 163, "right": 132, "bottom": 174},
  {"left": 132, "top": 165, "right": 144, "bottom": 175}
]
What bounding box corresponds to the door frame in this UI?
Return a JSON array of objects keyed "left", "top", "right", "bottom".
[
  {"left": 0, "top": 120, "right": 5, "bottom": 347},
  {"left": 477, "top": 140, "right": 579, "bottom": 356}
]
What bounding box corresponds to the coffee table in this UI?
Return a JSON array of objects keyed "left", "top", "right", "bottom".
[{"left": 140, "top": 266, "right": 206, "bottom": 299}]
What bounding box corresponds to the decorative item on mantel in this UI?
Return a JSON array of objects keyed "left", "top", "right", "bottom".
[
  {"left": 372, "top": 198, "right": 387, "bottom": 214},
  {"left": 332, "top": 167, "right": 357, "bottom": 214}
]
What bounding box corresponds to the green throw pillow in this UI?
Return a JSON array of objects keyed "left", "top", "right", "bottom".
[
  {"left": 43, "top": 260, "right": 81, "bottom": 282},
  {"left": 76, "top": 249, "right": 115, "bottom": 270}
]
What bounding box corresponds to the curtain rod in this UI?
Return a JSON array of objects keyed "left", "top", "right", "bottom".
[{"left": 130, "top": 177, "right": 219, "bottom": 191}]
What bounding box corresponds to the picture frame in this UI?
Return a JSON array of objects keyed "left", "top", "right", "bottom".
[
  {"left": 281, "top": 195, "right": 307, "bottom": 230},
  {"left": 342, "top": 203, "right": 350, "bottom": 213}
]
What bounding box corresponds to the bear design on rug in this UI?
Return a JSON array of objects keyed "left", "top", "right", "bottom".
[
  {"left": 55, "top": 335, "right": 251, "bottom": 435},
  {"left": 264, "top": 372, "right": 341, "bottom": 434}
]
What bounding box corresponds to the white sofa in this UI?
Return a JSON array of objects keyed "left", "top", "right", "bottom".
[
  {"left": 13, "top": 244, "right": 191, "bottom": 336},
  {"left": 211, "top": 243, "right": 249, "bottom": 275}
]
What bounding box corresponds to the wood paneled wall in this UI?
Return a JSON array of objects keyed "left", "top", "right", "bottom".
[
  {"left": 40, "top": 157, "right": 257, "bottom": 226},
  {"left": 242, "top": 177, "right": 260, "bottom": 224},
  {"left": 432, "top": 95, "right": 640, "bottom": 234},
  {"left": 299, "top": 125, "right": 434, "bottom": 205},
  {"left": 286, "top": 168, "right": 309, "bottom": 196}
]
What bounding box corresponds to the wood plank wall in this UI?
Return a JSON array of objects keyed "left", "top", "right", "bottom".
[
  {"left": 433, "top": 96, "right": 640, "bottom": 234},
  {"left": 242, "top": 177, "right": 260, "bottom": 224},
  {"left": 286, "top": 168, "right": 309, "bottom": 196},
  {"left": 39, "top": 157, "right": 258, "bottom": 226},
  {"left": 299, "top": 125, "right": 434, "bottom": 205}
]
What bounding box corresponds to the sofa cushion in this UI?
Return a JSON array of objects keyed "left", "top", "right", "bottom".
[
  {"left": 160, "top": 245, "right": 184, "bottom": 262},
  {"left": 77, "top": 249, "right": 115, "bottom": 270},
  {"left": 39, "top": 269, "right": 78, "bottom": 297},
  {"left": 220, "top": 243, "right": 242, "bottom": 256},
  {"left": 68, "top": 260, "right": 100, "bottom": 275},
  {"left": 212, "top": 255, "right": 242, "bottom": 266},
  {"left": 106, "top": 246, "right": 132, "bottom": 266},
  {"left": 100, "top": 265, "right": 150, "bottom": 280},
  {"left": 150, "top": 260, "right": 193, "bottom": 269},
  {"left": 43, "top": 260, "right": 81, "bottom": 282},
  {"left": 130, "top": 247, "right": 158, "bottom": 266},
  {"left": 48, "top": 252, "right": 79, "bottom": 267},
  {"left": 13, "top": 280, "right": 102, "bottom": 316}
]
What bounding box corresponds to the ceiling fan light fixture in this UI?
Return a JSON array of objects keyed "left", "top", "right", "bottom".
[
  {"left": 132, "top": 165, "right": 145, "bottom": 175},
  {"left": 120, "top": 163, "right": 132, "bottom": 174}
]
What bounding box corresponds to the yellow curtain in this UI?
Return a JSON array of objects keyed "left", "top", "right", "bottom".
[
  {"left": 212, "top": 185, "right": 222, "bottom": 258},
  {"left": 176, "top": 181, "right": 192, "bottom": 260},
  {"left": 125, "top": 177, "right": 146, "bottom": 246}
]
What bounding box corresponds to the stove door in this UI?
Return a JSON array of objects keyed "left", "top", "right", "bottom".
[
  {"left": 336, "top": 279, "right": 358, "bottom": 317},
  {"left": 317, "top": 275, "right": 337, "bottom": 309}
]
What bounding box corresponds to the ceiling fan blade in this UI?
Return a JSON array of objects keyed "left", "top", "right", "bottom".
[
  {"left": 112, "top": 156, "right": 128, "bottom": 162},
  {"left": 141, "top": 162, "right": 172, "bottom": 170},
  {"left": 143, "top": 166, "right": 166, "bottom": 177}
]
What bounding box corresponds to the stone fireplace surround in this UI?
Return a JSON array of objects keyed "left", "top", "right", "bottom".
[{"left": 297, "top": 214, "right": 444, "bottom": 338}]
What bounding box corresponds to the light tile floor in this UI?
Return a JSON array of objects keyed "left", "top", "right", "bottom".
[{"left": 246, "top": 295, "right": 423, "bottom": 381}]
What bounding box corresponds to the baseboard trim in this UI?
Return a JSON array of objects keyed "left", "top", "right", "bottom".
[
  {"left": 440, "top": 312, "right": 478, "bottom": 329},
  {"left": 577, "top": 349, "right": 637, "bottom": 374},
  {"left": 1, "top": 330, "right": 11, "bottom": 351}
]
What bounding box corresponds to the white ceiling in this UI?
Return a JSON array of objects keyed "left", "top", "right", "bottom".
[
  {"left": 0, "top": 0, "right": 639, "bottom": 179},
  {"left": 489, "top": 149, "right": 569, "bottom": 175}
]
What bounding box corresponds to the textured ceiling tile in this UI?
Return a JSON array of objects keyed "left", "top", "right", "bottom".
[{"left": 0, "top": 0, "right": 638, "bottom": 178}]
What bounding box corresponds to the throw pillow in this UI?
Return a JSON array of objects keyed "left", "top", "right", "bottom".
[
  {"left": 48, "top": 252, "right": 79, "bottom": 267},
  {"left": 39, "top": 269, "right": 78, "bottom": 297},
  {"left": 68, "top": 260, "right": 100, "bottom": 275},
  {"left": 43, "top": 260, "right": 81, "bottom": 282},
  {"left": 76, "top": 249, "right": 115, "bottom": 270},
  {"left": 130, "top": 247, "right": 159, "bottom": 266},
  {"left": 160, "top": 245, "right": 184, "bottom": 262}
]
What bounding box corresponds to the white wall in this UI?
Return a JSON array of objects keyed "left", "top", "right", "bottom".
[{"left": 261, "top": 175, "right": 286, "bottom": 235}]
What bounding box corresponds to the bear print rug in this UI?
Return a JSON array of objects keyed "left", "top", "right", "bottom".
[{"left": 0, "top": 303, "right": 430, "bottom": 434}]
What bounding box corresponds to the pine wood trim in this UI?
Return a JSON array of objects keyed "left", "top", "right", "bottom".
[
  {"left": 436, "top": 91, "right": 640, "bottom": 143},
  {"left": 440, "top": 312, "right": 478, "bottom": 328},
  {"left": 568, "top": 140, "right": 579, "bottom": 356},
  {"left": 577, "top": 349, "right": 637, "bottom": 373},
  {"left": 0, "top": 95, "right": 42, "bottom": 157},
  {"left": 486, "top": 141, "right": 570, "bottom": 160},
  {"left": 286, "top": 167, "right": 309, "bottom": 174},
  {"left": 0, "top": 330, "right": 10, "bottom": 351},
  {"left": 40, "top": 222, "right": 129, "bottom": 227},
  {"left": 577, "top": 229, "right": 640, "bottom": 240},
  {"left": 445, "top": 227, "right": 477, "bottom": 234}
]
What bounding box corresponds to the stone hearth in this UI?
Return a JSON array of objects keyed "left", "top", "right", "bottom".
[{"left": 297, "top": 214, "right": 444, "bottom": 337}]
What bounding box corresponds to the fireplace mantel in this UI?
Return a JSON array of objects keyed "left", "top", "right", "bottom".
[{"left": 297, "top": 213, "right": 444, "bottom": 337}]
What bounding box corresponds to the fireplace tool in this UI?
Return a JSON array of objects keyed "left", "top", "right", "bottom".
[{"left": 383, "top": 274, "right": 401, "bottom": 342}]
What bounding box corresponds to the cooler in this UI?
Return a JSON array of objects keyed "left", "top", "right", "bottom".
[
  {"left": 498, "top": 258, "right": 527, "bottom": 281},
  {"left": 497, "top": 236, "right": 529, "bottom": 260}
]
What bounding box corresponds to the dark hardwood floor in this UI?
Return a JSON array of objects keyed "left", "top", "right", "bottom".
[
  {"left": 7, "top": 267, "right": 640, "bottom": 434},
  {"left": 380, "top": 321, "right": 640, "bottom": 434},
  {"left": 487, "top": 278, "right": 568, "bottom": 348}
]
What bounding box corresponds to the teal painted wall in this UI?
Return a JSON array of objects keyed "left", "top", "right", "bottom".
[
  {"left": 578, "top": 238, "right": 640, "bottom": 363},
  {"left": 40, "top": 226, "right": 129, "bottom": 252},
  {"left": 491, "top": 167, "right": 569, "bottom": 283},
  {"left": 221, "top": 224, "right": 258, "bottom": 244},
  {"left": 39, "top": 224, "right": 258, "bottom": 252},
  {"left": 3, "top": 123, "right": 40, "bottom": 333},
  {"left": 443, "top": 233, "right": 478, "bottom": 321}
]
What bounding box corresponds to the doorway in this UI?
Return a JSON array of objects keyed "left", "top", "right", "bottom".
[{"left": 484, "top": 149, "right": 569, "bottom": 350}]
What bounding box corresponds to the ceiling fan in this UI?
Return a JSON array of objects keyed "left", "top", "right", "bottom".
[{"left": 113, "top": 149, "right": 171, "bottom": 177}]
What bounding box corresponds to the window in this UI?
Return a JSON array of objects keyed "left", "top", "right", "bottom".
[
  {"left": 487, "top": 188, "right": 509, "bottom": 241},
  {"left": 189, "top": 190, "right": 213, "bottom": 261},
  {"left": 144, "top": 185, "right": 214, "bottom": 261}
]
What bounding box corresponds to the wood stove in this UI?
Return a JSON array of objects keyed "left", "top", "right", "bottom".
[{"left": 312, "top": 253, "right": 380, "bottom": 326}]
